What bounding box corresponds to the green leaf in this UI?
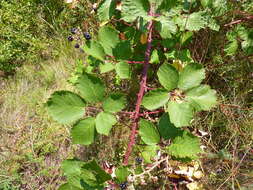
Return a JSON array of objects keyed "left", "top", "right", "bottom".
[
  {"left": 139, "top": 119, "right": 160, "bottom": 145},
  {"left": 158, "top": 113, "right": 183, "bottom": 140},
  {"left": 180, "top": 31, "right": 193, "bottom": 45},
  {"left": 46, "top": 91, "right": 86, "bottom": 124},
  {"left": 156, "top": 16, "right": 177, "bottom": 39},
  {"left": 165, "top": 49, "right": 194, "bottom": 63},
  {"left": 121, "top": 0, "right": 150, "bottom": 22},
  {"left": 157, "top": 63, "right": 179, "bottom": 91},
  {"left": 224, "top": 39, "right": 238, "bottom": 56},
  {"left": 58, "top": 183, "right": 83, "bottom": 190},
  {"left": 71, "top": 118, "right": 95, "bottom": 145},
  {"left": 99, "top": 62, "right": 115, "bottom": 73},
  {"left": 150, "top": 49, "right": 159, "bottom": 64},
  {"left": 115, "top": 167, "right": 131, "bottom": 183},
  {"left": 97, "top": 0, "right": 116, "bottom": 22},
  {"left": 115, "top": 62, "right": 131, "bottom": 79},
  {"left": 167, "top": 101, "right": 194, "bottom": 127},
  {"left": 183, "top": 12, "right": 206, "bottom": 31},
  {"left": 82, "top": 40, "right": 105, "bottom": 61},
  {"left": 140, "top": 145, "right": 159, "bottom": 163},
  {"left": 76, "top": 73, "right": 105, "bottom": 103},
  {"left": 95, "top": 112, "right": 117, "bottom": 135},
  {"left": 82, "top": 160, "right": 112, "bottom": 184},
  {"left": 186, "top": 85, "right": 217, "bottom": 111},
  {"left": 98, "top": 26, "right": 119, "bottom": 56},
  {"left": 178, "top": 63, "right": 205, "bottom": 91},
  {"left": 167, "top": 131, "right": 202, "bottom": 160},
  {"left": 113, "top": 41, "right": 132, "bottom": 60},
  {"left": 103, "top": 93, "right": 126, "bottom": 113},
  {"left": 142, "top": 89, "right": 169, "bottom": 110}
]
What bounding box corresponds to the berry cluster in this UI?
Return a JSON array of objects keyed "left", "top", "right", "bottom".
[
  {"left": 67, "top": 27, "right": 91, "bottom": 49},
  {"left": 119, "top": 182, "right": 128, "bottom": 190}
]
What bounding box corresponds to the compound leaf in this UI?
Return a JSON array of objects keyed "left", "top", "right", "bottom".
[
  {"left": 186, "top": 85, "right": 217, "bottom": 111},
  {"left": 121, "top": 0, "right": 150, "bottom": 22},
  {"left": 58, "top": 183, "right": 83, "bottom": 190},
  {"left": 97, "top": 0, "right": 116, "bottom": 22},
  {"left": 139, "top": 119, "right": 160, "bottom": 145},
  {"left": 76, "top": 73, "right": 105, "bottom": 103},
  {"left": 82, "top": 40, "right": 105, "bottom": 61},
  {"left": 141, "top": 145, "right": 159, "bottom": 163},
  {"left": 157, "top": 63, "right": 179, "bottom": 91},
  {"left": 167, "top": 131, "right": 202, "bottom": 160},
  {"left": 99, "top": 62, "right": 115, "bottom": 73},
  {"left": 103, "top": 93, "right": 127, "bottom": 113},
  {"left": 115, "top": 167, "right": 131, "bottom": 183},
  {"left": 115, "top": 62, "right": 131, "bottom": 79},
  {"left": 142, "top": 89, "right": 169, "bottom": 110},
  {"left": 95, "top": 112, "right": 117, "bottom": 136},
  {"left": 71, "top": 118, "right": 95, "bottom": 145},
  {"left": 167, "top": 101, "right": 194, "bottom": 127},
  {"left": 178, "top": 63, "right": 205, "bottom": 91},
  {"left": 46, "top": 91, "right": 86, "bottom": 124},
  {"left": 184, "top": 12, "right": 207, "bottom": 31},
  {"left": 158, "top": 113, "right": 183, "bottom": 140},
  {"left": 98, "top": 26, "right": 119, "bottom": 56}
]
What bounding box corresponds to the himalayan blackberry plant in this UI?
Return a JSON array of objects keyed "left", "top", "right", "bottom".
[{"left": 46, "top": 0, "right": 220, "bottom": 189}]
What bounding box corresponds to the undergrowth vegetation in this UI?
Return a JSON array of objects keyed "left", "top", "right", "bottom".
[{"left": 0, "top": 0, "right": 253, "bottom": 190}]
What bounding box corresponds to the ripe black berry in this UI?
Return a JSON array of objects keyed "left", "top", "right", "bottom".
[
  {"left": 74, "top": 43, "right": 80, "bottom": 48},
  {"left": 119, "top": 182, "right": 127, "bottom": 190},
  {"left": 67, "top": 35, "right": 74, "bottom": 42},
  {"left": 83, "top": 32, "right": 91, "bottom": 40},
  {"left": 135, "top": 157, "right": 142, "bottom": 164},
  {"left": 71, "top": 28, "right": 78, "bottom": 34}
]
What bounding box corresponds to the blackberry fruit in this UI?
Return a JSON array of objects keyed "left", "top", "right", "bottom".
[
  {"left": 84, "top": 32, "right": 91, "bottom": 40},
  {"left": 71, "top": 28, "right": 78, "bottom": 34},
  {"left": 74, "top": 43, "right": 80, "bottom": 48},
  {"left": 135, "top": 157, "right": 142, "bottom": 164},
  {"left": 67, "top": 35, "right": 74, "bottom": 42},
  {"left": 119, "top": 182, "right": 127, "bottom": 190}
]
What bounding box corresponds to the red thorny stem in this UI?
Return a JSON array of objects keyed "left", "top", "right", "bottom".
[{"left": 123, "top": 14, "right": 154, "bottom": 165}]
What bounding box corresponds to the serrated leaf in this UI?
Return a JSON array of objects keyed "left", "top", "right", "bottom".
[
  {"left": 97, "top": 0, "right": 116, "bottom": 22},
  {"left": 99, "top": 62, "right": 115, "bottom": 73},
  {"left": 184, "top": 12, "right": 206, "bottom": 31},
  {"left": 58, "top": 183, "right": 83, "bottom": 190},
  {"left": 150, "top": 49, "right": 159, "bottom": 64},
  {"left": 157, "top": 16, "right": 177, "bottom": 39},
  {"left": 158, "top": 113, "right": 183, "bottom": 140},
  {"left": 157, "top": 63, "right": 179, "bottom": 91},
  {"left": 115, "top": 62, "right": 131, "bottom": 79},
  {"left": 82, "top": 40, "right": 105, "bottom": 61},
  {"left": 98, "top": 26, "right": 119, "bottom": 56},
  {"left": 142, "top": 89, "right": 169, "bottom": 110},
  {"left": 115, "top": 167, "right": 131, "bottom": 183},
  {"left": 167, "top": 131, "right": 202, "bottom": 160},
  {"left": 141, "top": 145, "right": 159, "bottom": 163},
  {"left": 46, "top": 91, "right": 86, "bottom": 124},
  {"left": 95, "top": 112, "right": 117, "bottom": 135},
  {"left": 103, "top": 93, "right": 126, "bottom": 113},
  {"left": 113, "top": 41, "right": 132, "bottom": 60},
  {"left": 76, "top": 73, "right": 105, "bottom": 103},
  {"left": 82, "top": 160, "right": 112, "bottom": 184},
  {"left": 165, "top": 49, "right": 194, "bottom": 63},
  {"left": 180, "top": 31, "right": 193, "bottom": 45},
  {"left": 224, "top": 39, "right": 238, "bottom": 56},
  {"left": 71, "top": 118, "right": 95, "bottom": 145},
  {"left": 139, "top": 119, "right": 160, "bottom": 145},
  {"left": 186, "top": 85, "right": 217, "bottom": 111},
  {"left": 121, "top": 0, "right": 150, "bottom": 22},
  {"left": 178, "top": 63, "right": 205, "bottom": 91},
  {"left": 167, "top": 101, "right": 194, "bottom": 127}
]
